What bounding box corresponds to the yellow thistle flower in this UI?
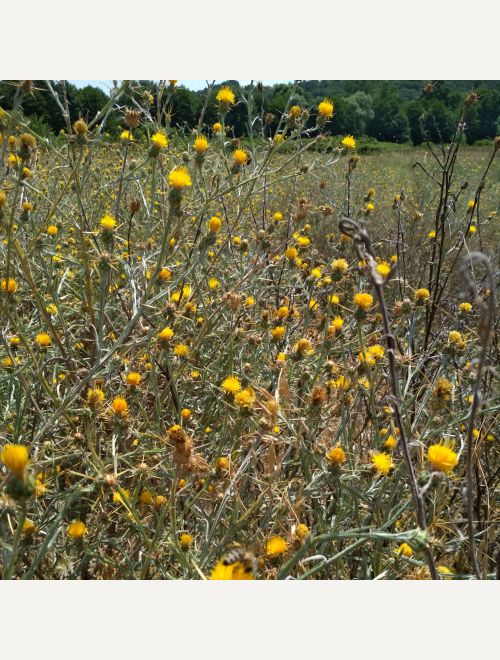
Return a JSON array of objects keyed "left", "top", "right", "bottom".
[
  {"left": 317, "top": 98, "right": 334, "bottom": 119},
  {"left": 180, "top": 533, "right": 193, "bottom": 550},
  {"left": 194, "top": 135, "right": 208, "bottom": 153},
  {"left": 100, "top": 214, "right": 117, "bottom": 231},
  {"left": 234, "top": 387, "right": 256, "bottom": 409},
  {"left": 173, "top": 343, "right": 189, "bottom": 358},
  {"left": 87, "top": 387, "right": 105, "bottom": 407},
  {"left": 35, "top": 332, "right": 52, "bottom": 347},
  {"left": 233, "top": 149, "right": 248, "bottom": 166},
  {"left": 371, "top": 452, "right": 394, "bottom": 476},
  {"left": 111, "top": 396, "right": 128, "bottom": 417},
  {"left": 427, "top": 443, "right": 458, "bottom": 474},
  {"left": 265, "top": 535, "right": 288, "bottom": 558},
  {"left": 158, "top": 326, "right": 174, "bottom": 342},
  {"left": 158, "top": 267, "right": 172, "bottom": 281},
  {"left": 326, "top": 445, "right": 346, "bottom": 465},
  {"left": 342, "top": 135, "right": 356, "bottom": 149},
  {"left": 415, "top": 288, "right": 430, "bottom": 302},
  {"left": 1, "top": 277, "right": 18, "bottom": 294},
  {"left": 67, "top": 521, "right": 87, "bottom": 538},
  {"left": 168, "top": 166, "right": 192, "bottom": 190},
  {"left": 271, "top": 326, "right": 286, "bottom": 341},
  {"left": 120, "top": 130, "right": 134, "bottom": 142},
  {"left": 395, "top": 543, "right": 413, "bottom": 558},
  {"left": 1, "top": 444, "right": 29, "bottom": 476},
  {"left": 295, "top": 523, "right": 309, "bottom": 541},
  {"left": 126, "top": 372, "right": 141, "bottom": 387},
  {"left": 294, "top": 337, "right": 313, "bottom": 357},
  {"left": 151, "top": 131, "right": 168, "bottom": 150},
  {"left": 332, "top": 258, "right": 348, "bottom": 274},
  {"left": 377, "top": 261, "right": 391, "bottom": 277},
  {"left": 216, "top": 86, "right": 236, "bottom": 106},
  {"left": 354, "top": 292, "right": 373, "bottom": 311},
  {"left": 208, "top": 216, "right": 222, "bottom": 232}
]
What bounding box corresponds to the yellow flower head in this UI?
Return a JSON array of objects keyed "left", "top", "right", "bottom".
[
  {"left": 35, "top": 332, "right": 52, "bottom": 347},
  {"left": 234, "top": 387, "right": 256, "bottom": 409},
  {"left": 67, "top": 521, "right": 87, "bottom": 539},
  {"left": 233, "top": 149, "right": 248, "bottom": 166},
  {"left": 111, "top": 396, "right": 128, "bottom": 417},
  {"left": 271, "top": 326, "right": 286, "bottom": 341},
  {"left": 168, "top": 166, "right": 192, "bottom": 190},
  {"left": 295, "top": 523, "right": 309, "bottom": 541},
  {"left": 415, "top": 288, "right": 430, "bottom": 302},
  {"left": 371, "top": 452, "right": 394, "bottom": 476},
  {"left": 180, "top": 533, "right": 193, "bottom": 549},
  {"left": 158, "top": 326, "right": 174, "bottom": 342},
  {"left": 100, "top": 214, "right": 117, "bottom": 231},
  {"left": 448, "top": 330, "right": 463, "bottom": 345},
  {"left": 212, "top": 122, "right": 222, "bottom": 133},
  {"left": 216, "top": 86, "right": 236, "bottom": 106},
  {"left": 1, "top": 278, "right": 18, "bottom": 294},
  {"left": 332, "top": 258, "right": 349, "bottom": 274},
  {"left": 318, "top": 98, "right": 334, "bottom": 119},
  {"left": 158, "top": 267, "right": 172, "bottom": 281},
  {"left": 289, "top": 105, "right": 302, "bottom": 119},
  {"left": 173, "top": 343, "right": 189, "bottom": 358},
  {"left": 265, "top": 535, "right": 288, "bottom": 558},
  {"left": 1, "top": 444, "right": 29, "bottom": 476},
  {"left": 342, "top": 135, "right": 356, "bottom": 149},
  {"left": 395, "top": 543, "right": 413, "bottom": 558},
  {"left": 151, "top": 131, "right": 168, "bottom": 150},
  {"left": 294, "top": 337, "right": 313, "bottom": 357},
  {"left": 120, "top": 130, "right": 134, "bottom": 142},
  {"left": 194, "top": 135, "right": 208, "bottom": 153},
  {"left": 437, "top": 566, "right": 454, "bottom": 579},
  {"left": 326, "top": 445, "right": 346, "bottom": 465},
  {"left": 126, "top": 372, "right": 141, "bottom": 387},
  {"left": 427, "top": 443, "right": 458, "bottom": 474},
  {"left": 216, "top": 456, "right": 230, "bottom": 471},
  {"left": 208, "top": 216, "right": 222, "bottom": 232},
  {"left": 87, "top": 387, "right": 105, "bottom": 407},
  {"left": 354, "top": 292, "right": 374, "bottom": 311},
  {"left": 377, "top": 261, "right": 391, "bottom": 277}
]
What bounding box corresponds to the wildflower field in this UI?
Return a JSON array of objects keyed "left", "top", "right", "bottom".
[{"left": 0, "top": 81, "right": 499, "bottom": 580}]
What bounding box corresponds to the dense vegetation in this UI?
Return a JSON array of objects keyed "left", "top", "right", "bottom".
[
  {"left": 0, "top": 81, "right": 498, "bottom": 580},
  {"left": 0, "top": 79, "right": 499, "bottom": 145}
]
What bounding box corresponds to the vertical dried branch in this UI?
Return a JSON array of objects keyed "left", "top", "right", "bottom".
[
  {"left": 459, "top": 252, "right": 495, "bottom": 580},
  {"left": 339, "top": 217, "right": 438, "bottom": 579}
]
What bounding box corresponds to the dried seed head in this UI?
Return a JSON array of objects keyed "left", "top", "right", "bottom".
[{"left": 124, "top": 108, "right": 141, "bottom": 129}]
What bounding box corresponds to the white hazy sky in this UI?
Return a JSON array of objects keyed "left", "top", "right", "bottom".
[{"left": 69, "top": 80, "right": 292, "bottom": 93}]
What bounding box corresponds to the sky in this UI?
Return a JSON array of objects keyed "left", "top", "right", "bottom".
[{"left": 69, "top": 80, "right": 292, "bottom": 93}]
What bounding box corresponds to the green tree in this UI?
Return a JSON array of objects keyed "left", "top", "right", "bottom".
[{"left": 368, "top": 84, "right": 410, "bottom": 142}]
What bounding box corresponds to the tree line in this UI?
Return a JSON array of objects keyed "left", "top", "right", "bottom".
[{"left": 1, "top": 79, "right": 498, "bottom": 145}]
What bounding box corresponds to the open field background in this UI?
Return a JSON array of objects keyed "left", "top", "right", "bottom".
[{"left": 0, "top": 81, "right": 498, "bottom": 580}]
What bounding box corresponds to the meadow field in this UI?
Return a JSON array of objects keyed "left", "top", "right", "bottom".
[{"left": 0, "top": 82, "right": 498, "bottom": 580}]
